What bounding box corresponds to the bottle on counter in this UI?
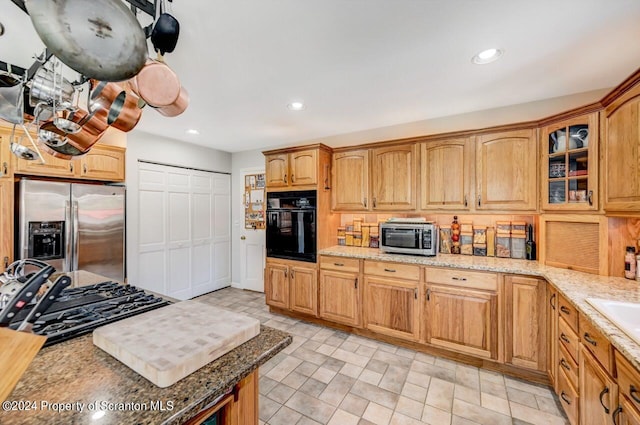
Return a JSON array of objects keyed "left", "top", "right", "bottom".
[
  {"left": 451, "top": 216, "right": 461, "bottom": 254},
  {"left": 625, "top": 246, "right": 637, "bottom": 280},
  {"left": 525, "top": 224, "right": 537, "bottom": 261}
]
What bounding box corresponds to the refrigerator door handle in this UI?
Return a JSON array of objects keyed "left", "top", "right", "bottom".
[
  {"left": 65, "top": 200, "right": 72, "bottom": 272},
  {"left": 72, "top": 201, "right": 80, "bottom": 271}
]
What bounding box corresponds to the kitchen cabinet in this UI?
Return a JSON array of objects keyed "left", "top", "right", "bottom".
[
  {"left": 541, "top": 113, "right": 598, "bottom": 211},
  {"left": 0, "top": 179, "right": 12, "bottom": 271},
  {"left": 0, "top": 130, "right": 12, "bottom": 179},
  {"left": 475, "top": 129, "right": 537, "bottom": 211},
  {"left": 13, "top": 140, "right": 77, "bottom": 178},
  {"left": 579, "top": 345, "right": 617, "bottom": 425},
  {"left": 264, "top": 146, "right": 331, "bottom": 189},
  {"left": 363, "top": 260, "right": 420, "bottom": 341},
  {"left": 615, "top": 350, "right": 640, "bottom": 425},
  {"left": 78, "top": 145, "right": 125, "bottom": 181},
  {"left": 603, "top": 83, "right": 640, "bottom": 212},
  {"left": 420, "top": 138, "right": 472, "bottom": 210},
  {"left": 370, "top": 144, "right": 417, "bottom": 210},
  {"left": 615, "top": 396, "right": 640, "bottom": 425},
  {"left": 505, "top": 276, "right": 547, "bottom": 371},
  {"left": 424, "top": 267, "right": 499, "bottom": 360},
  {"left": 319, "top": 256, "right": 361, "bottom": 327},
  {"left": 265, "top": 153, "right": 289, "bottom": 187},
  {"left": 265, "top": 258, "right": 317, "bottom": 316},
  {"left": 331, "top": 149, "right": 369, "bottom": 210},
  {"left": 548, "top": 285, "right": 559, "bottom": 391}
]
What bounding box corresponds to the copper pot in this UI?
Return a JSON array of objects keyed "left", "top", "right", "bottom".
[
  {"left": 156, "top": 85, "right": 189, "bottom": 117},
  {"left": 131, "top": 59, "right": 181, "bottom": 107},
  {"left": 89, "top": 80, "right": 143, "bottom": 132},
  {"left": 37, "top": 121, "right": 85, "bottom": 160},
  {"left": 66, "top": 108, "right": 108, "bottom": 151}
]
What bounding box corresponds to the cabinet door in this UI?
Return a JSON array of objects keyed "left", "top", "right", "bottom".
[
  {"left": 290, "top": 265, "right": 318, "bottom": 316},
  {"left": 332, "top": 149, "right": 369, "bottom": 210},
  {"left": 548, "top": 285, "right": 559, "bottom": 391},
  {"left": 541, "top": 113, "right": 598, "bottom": 211},
  {"left": 319, "top": 269, "right": 360, "bottom": 327},
  {"left": 579, "top": 346, "right": 618, "bottom": 425},
  {"left": 475, "top": 129, "right": 537, "bottom": 210},
  {"left": 265, "top": 263, "right": 289, "bottom": 309},
  {"left": 290, "top": 149, "right": 317, "bottom": 186},
  {"left": 265, "top": 154, "right": 289, "bottom": 187},
  {"left": 420, "top": 139, "right": 471, "bottom": 210},
  {"left": 604, "top": 88, "right": 640, "bottom": 212},
  {"left": 79, "top": 145, "right": 125, "bottom": 181},
  {"left": 0, "top": 131, "right": 12, "bottom": 179},
  {"left": 371, "top": 144, "right": 416, "bottom": 210},
  {"left": 425, "top": 285, "right": 498, "bottom": 359},
  {"left": 505, "top": 276, "right": 547, "bottom": 371},
  {"left": 364, "top": 277, "right": 419, "bottom": 341},
  {"left": 618, "top": 396, "right": 640, "bottom": 425},
  {"left": 10, "top": 130, "right": 77, "bottom": 178},
  {"left": 0, "top": 179, "right": 12, "bottom": 271}
]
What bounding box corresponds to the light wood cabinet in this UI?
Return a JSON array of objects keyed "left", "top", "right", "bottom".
[
  {"left": 548, "top": 285, "right": 559, "bottom": 391},
  {"left": 265, "top": 259, "right": 317, "bottom": 316},
  {"left": 420, "top": 138, "right": 471, "bottom": 210},
  {"left": 616, "top": 396, "right": 640, "bottom": 425},
  {"left": 364, "top": 274, "right": 419, "bottom": 341},
  {"left": 541, "top": 113, "right": 598, "bottom": 211},
  {"left": 558, "top": 365, "right": 580, "bottom": 425},
  {"left": 579, "top": 345, "right": 618, "bottom": 425},
  {"left": 14, "top": 142, "right": 76, "bottom": 178},
  {"left": 319, "top": 256, "right": 361, "bottom": 327},
  {"left": 475, "top": 129, "right": 537, "bottom": 211},
  {"left": 370, "top": 144, "right": 417, "bottom": 210},
  {"left": 0, "top": 179, "right": 12, "bottom": 272},
  {"left": 0, "top": 131, "right": 12, "bottom": 180},
  {"left": 505, "top": 276, "right": 547, "bottom": 371},
  {"left": 603, "top": 83, "right": 640, "bottom": 212},
  {"left": 78, "top": 145, "right": 125, "bottom": 181},
  {"left": 265, "top": 149, "right": 319, "bottom": 188},
  {"left": 331, "top": 149, "right": 369, "bottom": 210}
]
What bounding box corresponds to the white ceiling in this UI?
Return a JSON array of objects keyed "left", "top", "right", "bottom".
[{"left": 2, "top": 0, "right": 640, "bottom": 153}]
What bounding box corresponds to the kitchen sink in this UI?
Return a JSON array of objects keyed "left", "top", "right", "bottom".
[{"left": 586, "top": 298, "right": 640, "bottom": 346}]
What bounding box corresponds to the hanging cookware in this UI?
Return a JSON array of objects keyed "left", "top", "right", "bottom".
[
  {"left": 0, "top": 78, "right": 24, "bottom": 124},
  {"left": 8, "top": 124, "right": 46, "bottom": 163},
  {"left": 131, "top": 58, "right": 181, "bottom": 107},
  {"left": 156, "top": 85, "right": 189, "bottom": 117},
  {"left": 29, "top": 66, "right": 76, "bottom": 110},
  {"left": 151, "top": 0, "right": 180, "bottom": 55},
  {"left": 37, "top": 121, "right": 86, "bottom": 160},
  {"left": 89, "top": 80, "right": 142, "bottom": 132},
  {"left": 65, "top": 108, "right": 108, "bottom": 153},
  {"left": 24, "top": 0, "right": 147, "bottom": 81}
]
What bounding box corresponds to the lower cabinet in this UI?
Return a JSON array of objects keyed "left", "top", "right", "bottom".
[
  {"left": 319, "top": 256, "right": 361, "bottom": 327},
  {"left": 364, "top": 276, "right": 419, "bottom": 341},
  {"left": 265, "top": 259, "right": 317, "bottom": 316},
  {"left": 504, "top": 275, "right": 547, "bottom": 371},
  {"left": 616, "top": 350, "right": 640, "bottom": 425},
  {"left": 616, "top": 396, "right": 640, "bottom": 425},
  {"left": 579, "top": 345, "right": 617, "bottom": 425},
  {"left": 548, "top": 284, "right": 559, "bottom": 390},
  {"left": 0, "top": 179, "right": 12, "bottom": 271}
]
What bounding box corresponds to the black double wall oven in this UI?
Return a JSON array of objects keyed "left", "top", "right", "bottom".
[{"left": 266, "top": 190, "right": 317, "bottom": 263}]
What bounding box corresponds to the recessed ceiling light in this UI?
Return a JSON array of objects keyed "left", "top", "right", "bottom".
[
  {"left": 472, "top": 48, "right": 504, "bottom": 65},
  {"left": 287, "top": 101, "right": 305, "bottom": 111},
  {"left": 186, "top": 129, "right": 199, "bottom": 135}
]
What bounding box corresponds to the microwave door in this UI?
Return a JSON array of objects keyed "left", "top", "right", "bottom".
[{"left": 383, "top": 228, "right": 420, "bottom": 248}]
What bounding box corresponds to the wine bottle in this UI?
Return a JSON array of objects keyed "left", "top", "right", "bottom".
[{"left": 525, "top": 224, "right": 536, "bottom": 261}]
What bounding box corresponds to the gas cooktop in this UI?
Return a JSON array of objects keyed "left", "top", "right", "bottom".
[{"left": 8, "top": 281, "right": 171, "bottom": 346}]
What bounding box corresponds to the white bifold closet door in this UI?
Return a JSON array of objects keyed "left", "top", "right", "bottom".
[{"left": 137, "top": 162, "right": 230, "bottom": 300}]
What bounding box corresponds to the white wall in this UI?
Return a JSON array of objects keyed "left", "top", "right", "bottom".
[
  {"left": 125, "top": 131, "right": 232, "bottom": 286},
  {"left": 230, "top": 149, "right": 265, "bottom": 287}
]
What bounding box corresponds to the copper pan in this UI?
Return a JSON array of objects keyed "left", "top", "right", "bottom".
[
  {"left": 90, "top": 80, "right": 142, "bottom": 132},
  {"left": 66, "top": 108, "right": 108, "bottom": 152},
  {"left": 131, "top": 58, "right": 181, "bottom": 107},
  {"left": 156, "top": 85, "right": 189, "bottom": 117},
  {"left": 37, "top": 121, "right": 85, "bottom": 160}
]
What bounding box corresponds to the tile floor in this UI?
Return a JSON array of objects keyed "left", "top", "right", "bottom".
[{"left": 196, "top": 288, "right": 569, "bottom": 425}]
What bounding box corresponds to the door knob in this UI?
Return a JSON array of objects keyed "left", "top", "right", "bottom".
[{"left": 240, "top": 236, "right": 246, "bottom": 240}]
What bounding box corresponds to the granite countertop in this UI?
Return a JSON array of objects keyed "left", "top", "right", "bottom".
[
  {"left": 320, "top": 246, "right": 640, "bottom": 371},
  {"left": 1, "top": 271, "right": 292, "bottom": 425}
]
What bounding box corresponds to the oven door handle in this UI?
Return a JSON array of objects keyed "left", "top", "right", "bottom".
[
  {"left": 65, "top": 200, "right": 72, "bottom": 272},
  {"left": 72, "top": 201, "right": 79, "bottom": 271}
]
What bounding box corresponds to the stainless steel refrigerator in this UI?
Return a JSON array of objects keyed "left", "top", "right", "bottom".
[{"left": 16, "top": 179, "right": 125, "bottom": 281}]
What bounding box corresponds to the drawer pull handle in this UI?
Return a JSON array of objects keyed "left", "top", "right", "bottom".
[
  {"left": 599, "top": 387, "right": 610, "bottom": 414},
  {"left": 560, "top": 306, "right": 571, "bottom": 315},
  {"left": 560, "top": 333, "right": 570, "bottom": 344},
  {"left": 630, "top": 385, "right": 640, "bottom": 404},
  {"left": 354, "top": 278, "right": 358, "bottom": 289},
  {"left": 426, "top": 288, "right": 431, "bottom": 301},
  {"left": 613, "top": 406, "right": 622, "bottom": 425},
  {"left": 560, "top": 359, "right": 570, "bottom": 371},
  {"left": 384, "top": 268, "right": 396, "bottom": 273},
  {"left": 452, "top": 277, "right": 467, "bottom": 281},
  {"left": 334, "top": 263, "right": 344, "bottom": 267},
  {"left": 583, "top": 333, "right": 597, "bottom": 346},
  {"left": 550, "top": 293, "right": 556, "bottom": 310},
  {"left": 560, "top": 392, "right": 571, "bottom": 405}
]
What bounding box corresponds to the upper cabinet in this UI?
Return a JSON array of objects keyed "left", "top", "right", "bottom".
[
  {"left": 0, "top": 131, "right": 12, "bottom": 180},
  {"left": 78, "top": 145, "right": 125, "bottom": 181},
  {"left": 420, "top": 138, "right": 471, "bottom": 210},
  {"left": 371, "top": 144, "right": 417, "bottom": 210},
  {"left": 603, "top": 83, "right": 640, "bottom": 213},
  {"left": 264, "top": 145, "right": 331, "bottom": 190},
  {"left": 541, "top": 113, "right": 598, "bottom": 211},
  {"left": 475, "top": 129, "right": 538, "bottom": 211},
  {"left": 332, "top": 149, "right": 369, "bottom": 210}
]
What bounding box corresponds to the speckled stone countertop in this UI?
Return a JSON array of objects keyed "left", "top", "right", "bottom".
[
  {"left": 1, "top": 272, "right": 292, "bottom": 425},
  {"left": 320, "top": 246, "right": 640, "bottom": 371}
]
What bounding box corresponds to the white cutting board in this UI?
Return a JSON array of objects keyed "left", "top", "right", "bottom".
[{"left": 92, "top": 300, "right": 260, "bottom": 388}]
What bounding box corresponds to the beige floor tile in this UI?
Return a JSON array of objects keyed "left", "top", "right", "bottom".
[
  {"left": 323, "top": 357, "right": 347, "bottom": 372},
  {"left": 360, "top": 369, "right": 384, "bottom": 386},
  {"left": 328, "top": 408, "right": 361, "bottom": 425},
  {"left": 259, "top": 394, "right": 282, "bottom": 422},
  {"left": 282, "top": 371, "right": 309, "bottom": 390},
  {"left": 350, "top": 380, "right": 400, "bottom": 410},
  {"left": 340, "top": 393, "right": 370, "bottom": 417},
  {"left": 363, "top": 402, "right": 394, "bottom": 425},
  {"left": 285, "top": 391, "right": 337, "bottom": 424},
  {"left": 283, "top": 335, "right": 308, "bottom": 354},
  {"left": 401, "top": 382, "right": 429, "bottom": 403},
  {"left": 414, "top": 352, "right": 436, "bottom": 365},
  {"left": 395, "top": 396, "right": 424, "bottom": 420},
  {"left": 450, "top": 415, "right": 479, "bottom": 425},
  {"left": 454, "top": 385, "right": 480, "bottom": 405},
  {"left": 312, "top": 366, "right": 338, "bottom": 384},
  {"left": 341, "top": 341, "right": 361, "bottom": 352},
  {"left": 505, "top": 377, "right": 555, "bottom": 398},
  {"left": 297, "top": 416, "right": 323, "bottom": 425},
  {"left": 266, "top": 356, "right": 304, "bottom": 382},
  {"left": 319, "top": 374, "right": 356, "bottom": 406},
  {"left": 452, "top": 399, "right": 511, "bottom": 425},
  {"left": 535, "top": 394, "right": 564, "bottom": 416},
  {"left": 479, "top": 380, "right": 507, "bottom": 400},
  {"left": 422, "top": 404, "right": 452, "bottom": 425},
  {"left": 295, "top": 361, "right": 320, "bottom": 377},
  {"left": 389, "top": 412, "right": 425, "bottom": 425},
  {"left": 366, "top": 359, "right": 390, "bottom": 374},
  {"left": 380, "top": 365, "right": 410, "bottom": 394},
  {"left": 509, "top": 401, "right": 569, "bottom": 425},
  {"left": 268, "top": 383, "right": 296, "bottom": 404},
  {"left": 269, "top": 406, "right": 303, "bottom": 425},
  {"left": 480, "top": 391, "right": 511, "bottom": 416},
  {"left": 411, "top": 360, "right": 456, "bottom": 383},
  {"left": 317, "top": 343, "right": 338, "bottom": 356},
  {"left": 299, "top": 378, "right": 328, "bottom": 398},
  {"left": 455, "top": 365, "right": 480, "bottom": 390},
  {"left": 373, "top": 350, "right": 413, "bottom": 369},
  {"left": 425, "top": 378, "right": 455, "bottom": 412},
  {"left": 356, "top": 345, "right": 378, "bottom": 357},
  {"left": 333, "top": 348, "right": 371, "bottom": 368},
  {"left": 260, "top": 376, "right": 279, "bottom": 395},
  {"left": 506, "top": 386, "right": 538, "bottom": 409},
  {"left": 406, "top": 370, "right": 431, "bottom": 389},
  {"left": 341, "top": 362, "right": 364, "bottom": 379}
]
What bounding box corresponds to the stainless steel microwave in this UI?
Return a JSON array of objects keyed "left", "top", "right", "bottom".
[{"left": 379, "top": 222, "right": 438, "bottom": 256}]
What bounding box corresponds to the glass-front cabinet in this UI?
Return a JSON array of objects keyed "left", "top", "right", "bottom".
[{"left": 541, "top": 113, "right": 598, "bottom": 211}]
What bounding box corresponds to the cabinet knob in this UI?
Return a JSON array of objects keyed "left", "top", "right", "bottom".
[
  {"left": 588, "top": 190, "right": 593, "bottom": 206},
  {"left": 363, "top": 197, "right": 367, "bottom": 208},
  {"left": 284, "top": 174, "right": 287, "bottom": 184},
  {"left": 477, "top": 194, "right": 481, "bottom": 207},
  {"left": 291, "top": 174, "right": 295, "bottom": 182},
  {"left": 83, "top": 164, "right": 87, "bottom": 174},
  {"left": 464, "top": 195, "right": 467, "bottom": 207},
  {"left": 2, "top": 162, "right": 7, "bottom": 175},
  {"left": 373, "top": 197, "right": 377, "bottom": 208},
  {"left": 240, "top": 236, "right": 246, "bottom": 240},
  {"left": 70, "top": 163, "right": 74, "bottom": 172}
]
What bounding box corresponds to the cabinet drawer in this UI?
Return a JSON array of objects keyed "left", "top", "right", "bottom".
[
  {"left": 558, "top": 342, "right": 579, "bottom": 390},
  {"left": 557, "top": 368, "right": 579, "bottom": 425},
  {"left": 320, "top": 256, "right": 360, "bottom": 273},
  {"left": 425, "top": 267, "right": 497, "bottom": 291},
  {"left": 579, "top": 314, "right": 612, "bottom": 373},
  {"left": 559, "top": 317, "right": 580, "bottom": 362},
  {"left": 558, "top": 293, "right": 578, "bottom": 333},
  {"left": 364, "top": 261, "right": 420, "bottom": 281},
  {"left": 616, "top": 350, "right": 640, "bottom": 413}
]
